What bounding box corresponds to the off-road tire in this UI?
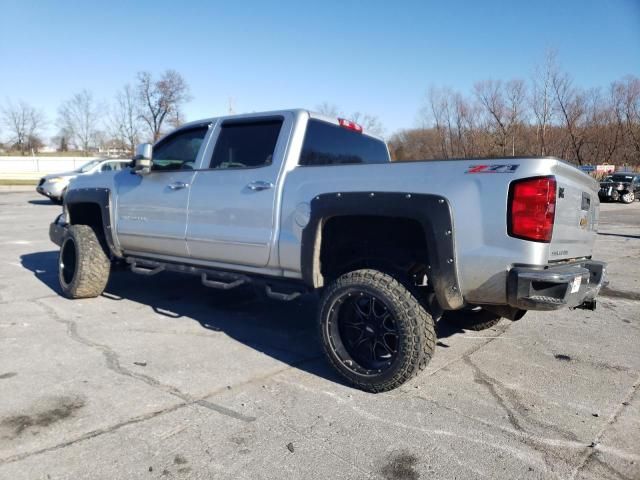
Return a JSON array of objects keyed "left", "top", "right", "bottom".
[
  {"left": 443, "top": 308, "right": 501, "bottom": 331},
  {"left": 621, "top": 192, "right": 635, "bottom": 204},
  {"left": 318, "top": 269, "right": 435, "bottom": 393},
  {"left": 59, "top": 224, "right": 111, "bottom": 298}
]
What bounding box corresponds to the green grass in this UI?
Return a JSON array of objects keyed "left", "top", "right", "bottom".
[{"left": 0, "top": 179, "right": 39, "bottom": 185}]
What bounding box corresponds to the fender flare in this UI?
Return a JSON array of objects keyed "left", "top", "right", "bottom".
[
  {"left": 64, "top": 187, "right": 122, "bottom": 257},
  {"left": 300, "top": 191, "right": 464, "bottom": 310}
]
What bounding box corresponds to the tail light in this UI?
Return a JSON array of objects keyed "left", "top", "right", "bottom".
[
  {"left": 338, "top": 118, "right": 363, "bottom": 133},
  {"left": 508, "top": 176, "right": 556, "bottom": 242}
]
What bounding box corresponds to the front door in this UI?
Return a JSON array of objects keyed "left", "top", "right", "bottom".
[
  {"left": 186, "top": 115, "right": 290, "bottom": 267},
  {"left": 116, "top": 125, "right": 211, "bottom": 257}
]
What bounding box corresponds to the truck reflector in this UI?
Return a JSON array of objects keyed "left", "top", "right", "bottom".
[
  {"left": 508, "top": 176, "right": 557, "bottom": 243},
  {"left": 338, "top": 118, "right": 363, "bottom": 133}
]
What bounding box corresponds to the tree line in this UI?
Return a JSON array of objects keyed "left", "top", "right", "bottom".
[
  {"left": 0, "top": 69, "right": 190, "bottom": 156},
  {"left": 2, "top": 54, "right": 638, "bottom": 166},
  {"left": 389, "top": 53, "right": 640, "bottom": 167}
]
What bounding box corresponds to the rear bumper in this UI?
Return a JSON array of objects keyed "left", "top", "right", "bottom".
[
  {"left": 49, "top": 214, "right": 67, "bottom": 247},
  {"left": 507, "top": 260, "right": 607, "bottom": 311}
]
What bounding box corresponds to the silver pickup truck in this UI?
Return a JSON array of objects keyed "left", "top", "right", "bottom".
[{"left": 49, "top": 109, "right": 607, "bottom": 392}]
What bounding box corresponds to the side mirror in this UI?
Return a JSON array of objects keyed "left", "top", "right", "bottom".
[{"left": 133, "top": 143, "right": 153, "bottom": 174}]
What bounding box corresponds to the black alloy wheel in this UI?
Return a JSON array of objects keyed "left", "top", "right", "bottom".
[{"left": 327, "top": 291, "right": 400, "bottom": 375}]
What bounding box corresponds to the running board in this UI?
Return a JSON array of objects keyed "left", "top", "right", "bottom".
[
  {"left": 128, "top": 258, "right": 165, "bottom": 276},
  {"left": 124, "top": 255, "right": 308, "bottom": 300},
  {"left": 265, "top": 285, "right": 302, "bottom": 301},
  {"left": 201, "top": 273, "right": 248, "bottom": 290}
]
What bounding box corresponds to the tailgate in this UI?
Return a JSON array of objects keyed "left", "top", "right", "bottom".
[{"left": 548, "top": 161, "right": 599, "bottom": 262}]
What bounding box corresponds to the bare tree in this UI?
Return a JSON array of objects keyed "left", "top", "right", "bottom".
[
  {"left": 167, "top": 109, "right": 186, "bottom": 130},
  {"left": 611, "top": 75, "right": 640, "bottom": 164},
  {"left": 474, "top": 79, "right": 526, "bottom": 156},
  {"left": 1, "top": 100, "right": 47, "bottom": 155},
  {"left": 110, "top": 84, "right": 140, "bottom": 155},
  {"left": 51, "top": 129, "right": 71, "bottom": 152},
  {"left": 136, "top": 70, "right": 191, "bottom": 142},
  {"left": 315, "top": 102, "right": 341, "bottom": 117},
  {"left": 531, "top": 50, "right": 557, "bottom": 155},
  {"left": 349, "top": 112, "right": 385, "bottom": 137},
  {"left": 551, "top": 71, "right": 589, "bottom": 165},
  {"left": 394, "top": 70, "right": 639, "bottom": 167},
  {"left": 315, "top": 102, "right": 386, "bottom": 136},
  {"left": 422, "top": 87, "right": 452, "bottom": 157},
  {"left": 57, "top": 90, "right": 102, "bottom": 155}
]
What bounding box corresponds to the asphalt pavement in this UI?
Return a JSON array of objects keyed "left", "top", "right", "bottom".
[{"left": 0, "top": 189, "right": 638, "bottom": 480}]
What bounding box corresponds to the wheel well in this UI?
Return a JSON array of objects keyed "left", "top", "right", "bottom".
[
  {"left": 319, "top": 215, "right": 429, "bottom": 284},
  {"left": 67, "top": 202, "right": 105, "bottom": 243}
]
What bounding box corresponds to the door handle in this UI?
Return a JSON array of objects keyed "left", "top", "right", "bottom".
[
  {"left": 247, "top": 181, "right": 274, "bottom": 191},
  {"left": 168, "top": 181, "right": 189, "bottom": 190}
]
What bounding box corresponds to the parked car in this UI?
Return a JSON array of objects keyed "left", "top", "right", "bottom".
[
  {"left": 598, "top": 173, "right": 640, "bottom": 204},
  {"left": 48, "top": 109, "right": 606, "bottom": 392},
  {"left": 36, "top": 159, "right": 131, "bottom": 204}
]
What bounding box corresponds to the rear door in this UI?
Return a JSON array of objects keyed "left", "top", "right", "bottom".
[
  {"left": 186, "top": 114, "right": 291, "bottom": 267},
  {"left": 115, "top": 125, "right": 211, "bottom": 257}
]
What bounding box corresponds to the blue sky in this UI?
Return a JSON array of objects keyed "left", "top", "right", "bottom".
[{"left": 1, "top": 0, "right": 639, "bottom": 139}]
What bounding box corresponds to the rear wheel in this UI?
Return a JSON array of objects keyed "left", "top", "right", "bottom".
[
  {"left": 621, "top": 192, "right": 635, "bottom": 204},
  {"left": 318, "top": 269, "right": 435, "bottom": 393},
  {"left": 443, "top": 307, "right": 502, "bottom": 331},
  {"left": 59, "top": 224, "right": 111, "bottom": 298}
]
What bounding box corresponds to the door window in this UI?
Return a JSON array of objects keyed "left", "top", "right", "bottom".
[
  {"left": 208, "top": 119, "right": 283, "bottom": 169},
  {"left": 152, "top": 126, "right": 208, "bottom": 171}
]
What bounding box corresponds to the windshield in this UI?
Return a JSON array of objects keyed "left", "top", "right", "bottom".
[{"left": 75, "top": 160, "right": 102, "bottom": 173}]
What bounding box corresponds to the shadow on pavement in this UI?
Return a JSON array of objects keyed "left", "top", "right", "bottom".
[
  {"left": 20, "top": 250, "right": 471, "bottom": 387},
  {"left": 20, "top": 250, "right": 347, "bottom": 387},
  {"left": 28, "top": 199, "right": 57, "bottom": 206},
  {"left": 21, "top": 250, "right": 62, "bottom": 295}
]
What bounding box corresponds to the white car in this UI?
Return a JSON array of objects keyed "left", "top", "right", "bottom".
[{"left": 36, "top": 159, "right": 131, "bottom": 204}]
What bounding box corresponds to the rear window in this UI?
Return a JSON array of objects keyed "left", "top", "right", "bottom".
[{"left": 299, "top": 119, "right": 389, "bottom": 166}]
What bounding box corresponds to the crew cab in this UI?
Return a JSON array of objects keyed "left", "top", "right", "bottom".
[{"left": 48, "top": 109, "right": 607, "bottom": 392}]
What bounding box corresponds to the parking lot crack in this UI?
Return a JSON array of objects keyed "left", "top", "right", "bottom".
[
  {"left": 569, "top": 376, "right": 640, "bottom": 480},
  {"left": 34, "top": 298, "right": 255, "bottom": 423},
  {"left": 463, "top": 356, "right": 524, "bottom": 433},
  {"left": 0, "top": 402, "right": 187, "bottom": 464}
]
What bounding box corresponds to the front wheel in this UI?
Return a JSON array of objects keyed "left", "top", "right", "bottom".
[
  {"left": 318, "top": 269, "right": 435, "bottom": 393},
  {"left": 59, "top": 224, "right": 111, "bottom": 298},
  {"left": 621, "top": 192, "right": 635, "bottom": 204}
]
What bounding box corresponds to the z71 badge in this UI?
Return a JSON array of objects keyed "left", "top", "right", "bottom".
[{"left": 466, "top": 164, "right": 520, "bottom": 174}]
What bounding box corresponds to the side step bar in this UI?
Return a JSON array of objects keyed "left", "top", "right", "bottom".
[
  {"left": 128, "top": 258, "right": 165, "bottom": 276},
  {"left": 126, "top": 256, "right": 307, "bottom": 301},
  {"left": 265, "top": 285, "right": 301, "bottom": 301},
  {"left": 201, "top": 273, "right": 248, "bottom": 290}
]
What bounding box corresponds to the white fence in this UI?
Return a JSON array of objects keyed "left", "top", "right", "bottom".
[{"left": 0, "top": 156, "right": 103, "bottom": 179}]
